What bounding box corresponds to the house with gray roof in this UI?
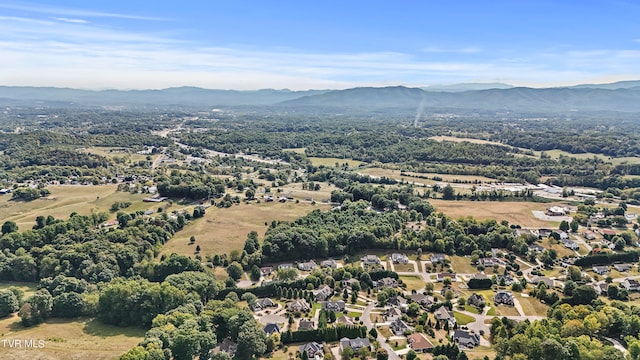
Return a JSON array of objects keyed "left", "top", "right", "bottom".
[
  {"left": 453, "top": 329, "right": 481, "bottom": 348},
  {"left": 339, "top": 337, "right": 371, "bottom": 353},
  {"left": 298, "top": 342, "right": 324, "bottom": 360}
]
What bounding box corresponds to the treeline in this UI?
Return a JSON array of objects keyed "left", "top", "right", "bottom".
[
  {"left": 280, "top": 325, "right": 367, "bottom": 344},
  {"left": 573, "top": 251, "right": 640, "bottom": 267}
]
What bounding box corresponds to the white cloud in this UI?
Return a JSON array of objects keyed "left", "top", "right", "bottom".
[
  {"left": 53, "top": 17, "right": 88, "bottom": 24},
  {"left": 0, "top": 13, "right": 638, "bottom": 90},
  {"left": 0, "top": 2, "right": 166, "bottom": 21}
]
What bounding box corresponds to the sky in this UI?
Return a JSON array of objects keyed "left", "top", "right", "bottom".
[{"left": 1, "top": 0, "right": 639, "bottom": 90}]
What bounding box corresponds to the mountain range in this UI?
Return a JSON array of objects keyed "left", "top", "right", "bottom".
[{"left": 1, "top": 81, "right": 639, "bottom": 113}]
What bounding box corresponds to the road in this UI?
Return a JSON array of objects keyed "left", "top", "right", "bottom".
[
  {"left": 604, "top": 337, "right": 627, "bottom": 355},
  {"left": 361, "top": 301, "right": 401, "bottom": 360}
]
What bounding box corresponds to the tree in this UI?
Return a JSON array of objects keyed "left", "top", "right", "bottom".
[
  {"left": 567, "top": 266, "right": 582, "bottom": 281},
  {"left": 19, "top": 289, "right": 53, "bottom": 326},
  {"left": 442, "top": 184, "right": 455, "bottom": 200},
  {"left": 236, "top": 321, "right": 268, "bottom": 359},
  {"left": 226, "top": 262, "right": 244, "bottom": 281},
  {"left": 376, "top": 348, "right": 388, "bottom": 360},
  {"left": 406, "top": 349, "right": 417, "bottom": 360},
  {"left": 117, "top": 212, "right": 131, "bottom": 228},
  {"left": 250, "top": 265, "right": 262, "bottom": 282},
  {"left": 570, "top": 220, "right": 579, "bottom": 233},
  {"left": 559, "top": 220, "right": 570, "bottom": 232},
  {"left": 190, "top": 236, "right": 196, "bottom": 244},
  {"left": 1, "top": 220, "right": 18, "bottom": 235},
  {"left": 245, "top": 189, "right": 255, "bottom": 200},
  {"left": 52, "top": 292, "right": 84, "bottom": 318},
  {"left": 369, "top": 327, "right": 378, "bottom": 339},
  {"left": 0, "top": 290, "right": 19, "bottom": 317}
]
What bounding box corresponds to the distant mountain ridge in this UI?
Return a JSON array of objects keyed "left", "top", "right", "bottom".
[
  {"left": 422, "top": 82, "right": 513, "bottom": 92},
  {"left": 0, "top": 80, "right": 639, "bottom": 112}
]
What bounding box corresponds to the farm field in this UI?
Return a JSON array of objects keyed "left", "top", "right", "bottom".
[
  {"left": 358, "top": 167, "right": 497, "bottom": 184},
  {"left": 429, "top": 200, "right": 565, "bottom": 228},
  {"left": 0, "top": 317, "right": 144, "bottom": 360},
  {"left": 162, "top": 200, "right": 331, "bottom": 257},
  {"left": 307, "top": 157, "right": 365, "bottom": 167},
  {"left": 82, "top": 146, "right": 159, "bottom": 163},
  {"left": 0, "top": 185, "right": 156, "bottom": 230}
]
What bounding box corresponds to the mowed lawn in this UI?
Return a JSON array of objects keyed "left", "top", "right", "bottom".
[
  {"left": 429, "top": 200, "right": 564, "bottom": 228},
  {"left": 0, "top": 317, "right": 145, "bottom": 360},
  {"left": 0, "top": 185, "right": 153, "bottom": 230},
  {"left": 162, "top": 201, "right": 331, "bottom": 257}
]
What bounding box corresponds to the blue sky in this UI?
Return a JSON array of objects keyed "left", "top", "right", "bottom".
[{"left": 1, "top": 0, "right": 639, "bottom": 89}]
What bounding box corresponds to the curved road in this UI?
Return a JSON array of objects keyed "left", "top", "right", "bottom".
[{"left": 362, "top": 301, "right": 401, "bottom": 360}]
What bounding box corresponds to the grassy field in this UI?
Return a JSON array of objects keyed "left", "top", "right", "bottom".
[
  {"left": 282, "top": 148, "right": 306, "bottom": 154},
  {"left": 429, "top": 200, "right": 565, "bottom": 228},
  {"left": 394, "top": 263, "right": 416, "bottom": 272},
  {"left": 429, "top": 136, "right": 504, "bottom": 146},
  {"left": 162, "top": 201, "right": 331, "bottom": 257},
  {"left": 449, "top": 256, "right": 477, "bottom": 274},
  {"left": 0, "top": 185, "right": 158, "bottom": 230},
  {"left": 0, "top": 317, "right": 144, "bottom": 360},
  {"left": 540, "top": 238, "right": 575, "bottom": 258},
  {"left": 493, "top": 305, "right": 520, "bottom": 317},
  {"left": 399, "top": 275, "right": 425, "bottom": 292},
  {"left": 0, "top": 281, "right": 38, "bottom": 299},
  {"left": 453, "top": 311, "right": 475, "bottom": 325},
  {"left": 515, "top": 294, "right": 549, "bottom": 317},
  {"left": 83, "top": 146, "right": 159, "bottom": 163},
  {"left": 308, "top": 157, "right": 365, "bottom": 167},
  {"left": 358, "top": 167, "right": 497, "bottom": 184}
]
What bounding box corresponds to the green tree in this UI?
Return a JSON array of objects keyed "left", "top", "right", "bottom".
[
  {"left": 442, "top": 184, "right": 455, "bottom": 200},
  {"left": 249, "top": 265, "right": 262, "bottom": 282},
  {"left": 559, "top": 220, "right": 570, "bottom": 232},
  {"left": 236, "top": 321, "right": 268, "bottom": 359},
  {"left": 52, "top": 292, "right": 84, "bottom": 318},
  {"left": 406, "top": 349, "right": 417, "bottom": 360},
  {"left": 19, "top": 289, "right": 53, "bottom": 326},
  {"left": 226, "top": 262, "right": 244, "bottom": 281},
  {"left": 1, "top": 220, "right": 18, "bottom": 235},
  {"left": 0, "top": 290, "right": 19, "bottom": 317},
  {"left": 570, "top": 220, "right": 579, "bottom": 233}
]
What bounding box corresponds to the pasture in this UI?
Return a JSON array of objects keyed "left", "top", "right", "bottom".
[
  {"left": 307, "top": 157, "right": 365, "bottom": 167},
  {"left": 0, "top": 317, "right": 144, "bottom": 360}
]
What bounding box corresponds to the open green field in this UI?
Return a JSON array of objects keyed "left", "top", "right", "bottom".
[
  {"left": 429, "top": 200, "right": 563, "bottom": 228},
  {"left": 83, "top": 146, "right": 159, "bottom": 163},
  {"left": 515, "top": 294, "right": 549, "bottom": 317},
  {"left": 282, "top": 147, "right": 306, "bottom": 154},
  {"left": 358, "top": 167, "right": 497, "bottom": 184},
  {"left": 0, "top": 185, "right": 159, "bottom": 230},
  {"left": 543, "top": 149, "right": 640, "bottom": 165},
  {"left": 449, "top": 256, "right": 477, "bottom": 274},
  {"left": 399, "top": 275, "right": 425, "bottom": 292},
  {"left": 308, "top": 157, "right": 365, "bottom": 167},
  {"left": 453, "top": 311, "right": 475, "bottom": 325},
  {"left": 0, "top": 317, "right": 145, "bottom": 360},
  {"left": 0, "top": 281, "right": 38, "bottom": 299},
  {"left": 430, "top": 136, "right": 504, "bottom": 146},
  {"left": 162, "top": 201, "right": 331, "bottom": 257}
]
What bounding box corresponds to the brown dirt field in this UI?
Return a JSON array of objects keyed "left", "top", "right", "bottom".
[
  {"left": 358, "top": 168, "right": 497, "bottom": 184},
  {"left": 0, "top": 317, "right": 144, "bottom": 360},
  {"left": 429, "top": 200, "right": 567, "bottom": 228},
  {"left": 162, "top": 201, "right": 330, "bottom": 257}
]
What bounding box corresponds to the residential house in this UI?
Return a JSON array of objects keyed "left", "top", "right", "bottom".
[
  {"left": 391, "top": 253, "right": 409, "bottom": 264},
  {"left": 592, "top": 283, "right": 609, "bottom": 296},
  {"left": 260, "top": 266, "right": 274, "bottom": 276},
  {"left": 562, "top": 239, "right": 579, "bottom": 250},
  {"left": 468, "top": 293, "right": 485, "bottom": 309},
  {"left": 582, "top": 231, "right": 597, "bottom": 240},
  {"left": 341, "top": 278, "right": 360, "bottom": 288},
  {"left": 384, "top": 307, "right": 403, "bottom": 322},
  {"left": 387, "top": 296, "right": 408, "bottom": 309},
  {"left": 592, "top": 266, "right": 609, "bottom": 275},
  {"left": 537, "top": 229, "right": 552, "bottom": 238},
  {"left": 493, "top": 291, "right": 515, "bottom": 306},
  {"left": 436, "top": 272, "right": 457, "bottom": 282},
  {"left": 528, "top": 244, "right": 545, "bottom": 253},
  {"left": 441, "top": 285, "right": 454, "bottom": 296},
  {"left": 599, "top": 229, "right": 617, "bottom": 238},
  {"left": 546, "top": 206, "right": 568, "bottom": 216},
  {"left": 453, "top": 329, "right": 481, "bottom": 348},
  {"left": 298, "top": 342, "right": 324, "bottom": 360},
  {"left": 430, "top": 254, "right": 446, "bottom": 263},
  {"left": 312, "top": 285, "right": 334, "bottom": 301},
  {"left": 622, "top": 279, "right": 640, "bottom": 292},
  {"left": 558, "top": 231, "right": 569, "bottom": 241},
  {"left": 298, "top": 319, "right": 315, "bottom": 331},
  {"left": 496, "top": 274, "right": 515, "bottom": 286},
  {"left": 362, "top": 255, "right": 381, "bottom": 266},
  {"left": 408, "top": 293, "right": 434, "bottom": 308},
  {"left": 375, "top": 277, "right": 398, "bottom": 288},
  {"left": 614, "top": 264, "right": 631, "bottom": 272},
  {"left": 287, "top": 299, "right": 310, "bottom": 312},
  {"left": 263, "top": 323, "right": 281, "bottom": 335},
  {"left": 321, "top": 259, "right": 338, "bottom": 268},
  {"left": 298, "top": 260, "right": 318, "bottom": 271},
  {"left": 214, "top": 337, "right": 237, "bottom": 358},
  {"left": 278, "top": 263, "right": 294, "bottom": 270},
  {"left": 322, "top": 301, "right": 346, "bottom": 312},
  {"left": 390, "top": 318, "right": 413, "bottom": 335},
  {"left": 339, "top": 337, "right": 371, "bottom": 353},
  {"left": 531, "top": 276, "right": 554, "bottom": 288},
  {"left": 407, "top": 333, "right": 434, "bottom": 353},
  {"left": 251, "top": 298, "right": 276, "bottom": 312},
  {"left": 560, "top": 257, "right": 577, "bottom": 267},
  {"left": 434, "top": 306, "right": 456, "bottom": 327}
]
